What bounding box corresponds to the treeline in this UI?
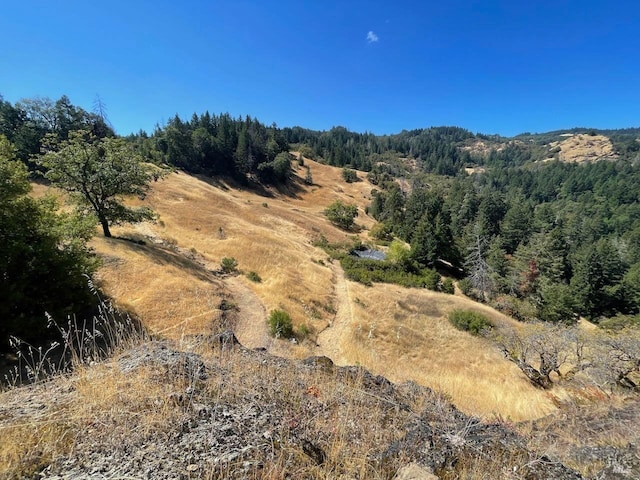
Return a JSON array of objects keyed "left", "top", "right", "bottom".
[
  {"left": 368, "top": 156, "right": 640, "bottom": 323},
  {"left": 128, "top": 113, "right": 291, "bottom": 183},
  {"left": 285, "top": 124, "right": 640, "bottom": 174},
  {"left": 0, "top": 95, "right": 114, "bottom": 164},
  {"left": 282, "top": 125, "right": 477, "bottom": 175}
]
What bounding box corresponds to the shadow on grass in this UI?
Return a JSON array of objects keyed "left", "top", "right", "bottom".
[
  {"left": 193, "top": 172, "right": 307, "bottom": 200},
  {"left": 109, "top": 236, "right": 218, "bottom": 284}
]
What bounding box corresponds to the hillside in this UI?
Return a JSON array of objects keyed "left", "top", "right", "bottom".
[
  {"left": 3, "top": 157, "right": 640, "bottom": 478},
  {"left": 548, "top": 134, "right": 618, "bottom": 163},
  {"left": 86, "top": 158, "right": 559, "bottom": 421}
]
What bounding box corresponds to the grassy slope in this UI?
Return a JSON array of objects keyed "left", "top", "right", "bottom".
[{"left": 89, "top": 158, "right": 558, "bottom": 421}]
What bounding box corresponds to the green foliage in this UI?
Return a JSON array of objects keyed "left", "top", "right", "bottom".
[
  {"left": 458, "top": 278, "right": 473, "bottom": 296},
  {"left": 342, "top": 168, "right": 359, "bottom": 183},
  {"left": 410, "top": 218, "right": 438, "bottom": 267},
  {"left": 38, "top": 130, "right": 162, "bottom": 237},
  {"left": 324, "top": 200, "right": 358, "bottom": 230},
  {"left": 442, "top": 278, "right": 455, "bottom": 294},
  {"left": 0, "top": 135, "right": 97, "bottom": 348},
  {"left": 340, "top": 255, "right": 440, "bottom": 290},
  {"left": 387, "top": 240, "right": 412, "bottom": 268},
  {"left": 598, "top": 313, "right": 640, "bottom": 331},
  {"left": 246, "top": 271, "right": 262, "bottom": 282},
  {"left": 304, "top": 166, "right": 313, "bottom": 185},
  {"left": 133, "top": 112, "right": 289, "bottom": 183},
  {"left": 257, "top": 151, "right": 292, "bottom": 183},
  {"left": 538, "top": 282, "right": 578, "bottom": 324},
  {"left": 369, "top": 222, "right": 393, "bottom": 243},
  {"left": 296, "top": 323, "right": 315, "bottom": 341},
  {"left": 221, "top": 257, "right": 238, "bottom": 273},
  {"left": 268, "top": 309, "right": 294, "bottom": 339},
  {"left": 1, "top": 95, "right": 114, "bottom": 164},
  {"left": 448, "top": 310, "right": 493, "bottom": 335},
  {"left": 623, "top": 263, "right": 640, "bottom": 312}
]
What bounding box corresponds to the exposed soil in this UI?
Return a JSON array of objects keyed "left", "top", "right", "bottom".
[
  {"left": 315, "top": 262, "right": 354, "bottom": 365},
  {"left": 224, "top": 276, "right": 270, "bottom": 350}
]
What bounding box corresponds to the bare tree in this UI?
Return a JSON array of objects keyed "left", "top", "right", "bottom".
[
  {"left": 590, "top": 329, "right": 640, "bottom": 390},
  {"left": 92, "top": 94, "right": 113, "bottom": 131},
  {"left": 492, "top": 323, "right": 591, "bottom": 389},
  {"left": 465, "top": 225, "right": 493, "bottom": 301}
]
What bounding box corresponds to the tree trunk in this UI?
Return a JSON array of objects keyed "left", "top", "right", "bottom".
[
  {"left": 500, "top": 346, "right": 553, "bottom": 389},
  {"left": 99, "top": 216, "right": 111, "bottom": 237},
  {"left": 514, "top": 358, "right": 553, "bottom": 389}
]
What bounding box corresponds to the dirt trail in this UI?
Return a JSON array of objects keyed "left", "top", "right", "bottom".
[
  {"left": 315, "top": 264, "right": 353, "bottom": 365},
  {"left": 224, "top": 276, "right": 271, "bottom": 350}
]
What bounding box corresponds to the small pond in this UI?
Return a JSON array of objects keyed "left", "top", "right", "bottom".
[{"left": 352, "top": 249, "right": 387, "bottom": 261}]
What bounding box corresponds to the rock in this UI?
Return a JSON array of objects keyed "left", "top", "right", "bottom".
[
  {"left": 302, "top": 355, "right": 335, "bottom": 372},
  {"left": 210, "top": 330, "right": 240, "bottom": 349},
  {"left": 301, "top": 439, "right": 326, "bottom": 465},
  {"left": 393, "top": 463, "right": 438, "bottom": 480}
]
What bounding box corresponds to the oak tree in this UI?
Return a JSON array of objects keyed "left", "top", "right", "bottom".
[{"left": 38, "top": 130, "right": 163, "bottom": 237}]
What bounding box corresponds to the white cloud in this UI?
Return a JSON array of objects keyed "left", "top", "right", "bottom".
[{"left": 366, "top": 31, "right": 379, "bottom": 43}]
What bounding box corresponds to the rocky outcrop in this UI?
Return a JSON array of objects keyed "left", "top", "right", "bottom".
[{"left": 4, "top": 333, "right": 633, "bottom": 479}]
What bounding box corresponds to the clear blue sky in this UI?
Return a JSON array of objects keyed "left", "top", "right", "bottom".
[{"left": 1, "top": 1, "right": 638, "bottom": 137}]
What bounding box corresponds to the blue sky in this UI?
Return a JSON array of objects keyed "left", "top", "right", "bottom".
[{"left": 1, "top": 1, "right": 638, "bottom": 136}]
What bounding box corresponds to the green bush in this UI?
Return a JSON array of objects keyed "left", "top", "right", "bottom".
[
  {"left": 296, "top": 324, "right": 315, "bottom": 340},
  {"left": 246, "top": 271, "right": 262, "bottom": 282},
  {"left": 342, "top": 168, "right": 359, "bottom": 183},
  {"left": 268, "top": 309, "right": 294, "bottom": 339},
  {"left": 442, "top": 278, "right": 455, "bottom": 295},
  {"left": 221, "top": 257, "right": 238, "bottom": 273},
  {"left": 325, "top": 200, "right": 358, "bottom": 230},
  {"left": 458, "top": 278, "right": 473, "bottom": 296},
  {"left": 448, "top": 310, "right": 493, "bottom": 335},
  {"left": 339, "top": 255, "right": 441, "bottom": 290},
  {"left": 369, "top": 222, "right": 393, "bottom": 242}
]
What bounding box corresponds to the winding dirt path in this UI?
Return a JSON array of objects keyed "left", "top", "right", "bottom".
[
  {"left": 315, "top": 264, "right": 353, "bottom": 365},
  {"left": 225, "top": 276, "right": 271, "bottom": 350}
]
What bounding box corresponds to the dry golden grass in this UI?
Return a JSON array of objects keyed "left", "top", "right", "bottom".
[
  {"left": 333, "top": 282, "right": 560, "bottom": 421},
  {"left": 0, "top": 358, "right": 194, "bottom": 478},
  {"left": 0, "top": 412, "right": 73, "bottom": 478},
  {"left": 91, "top": 237, "right": 229, "bottom": 340},
  {"left": 39, "top": 156, "right": 559, "bottom": 422},
  {"left": 550, "top": 134, "right": 617, "bottom": 163}
]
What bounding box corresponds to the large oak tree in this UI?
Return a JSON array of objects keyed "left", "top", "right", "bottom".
[{"left": 39, "top": 130, "right": 163, "bottom": 237}]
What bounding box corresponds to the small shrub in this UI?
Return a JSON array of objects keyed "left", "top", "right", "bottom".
[
  {"left": 442, "top": 278, "right": 455, "bottom": 294},
  {"left": 307, "top": 306, "right": 322, "bottom": 320},
  {"left": 421, "top": 269, "right": 441, "bottom": 290},
  {"left": 458, "top": 278, "right": 473, "bottom": 296},
  {"left": 296, "top": 324, "right": 315, "bottom": 341},
  {"left": 220, "top": 257, "right": 238, "bottom": 273},
  {"left": 324, "top": 200, "right": 358, "bottom": 230},
  {"left": 220, "top": 299, "right": 237, "bottom": 311},
  {"left": 268, "top": 309, "right": 294, "bottom": 339},
  {"left": 598, "top": 313, "right": 640, "bottom": 331},
  {"left": 246, "top": 271, "right": 262, "bottom": 282},
  {"left": 322, "top": 303, "right": 337, "bottom": 315},
  {"left": 304, "top": 166, "right": 313, "bottom": 185},
  {"left": 342, "top": 168, "right": 359, "bottom": 183},
  {"left": 369, "top": 222, "right": 393, "bottom": 242},
  {"left": 448, "top": 310, "right": 493, "bottom": 336},
  {"left": 262, "top": 202, "right": 268, "bottom": 208}
]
